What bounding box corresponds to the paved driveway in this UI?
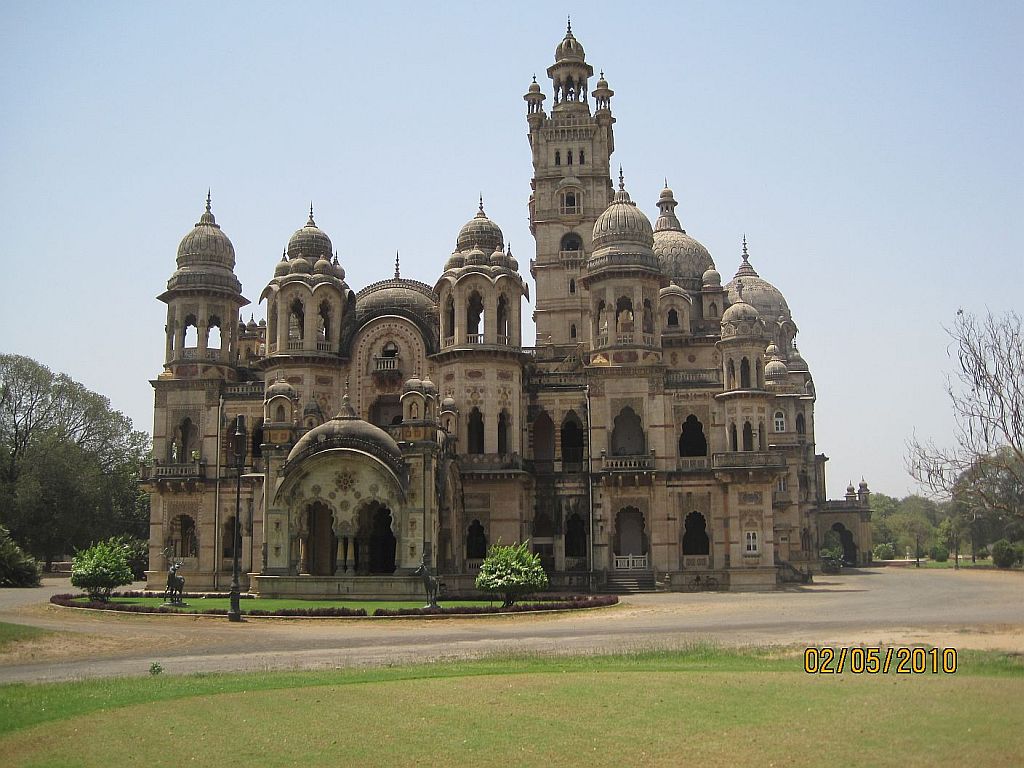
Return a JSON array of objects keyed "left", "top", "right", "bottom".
[{"left": 0, "top": 568, "right": 1021, "bottom": 683}]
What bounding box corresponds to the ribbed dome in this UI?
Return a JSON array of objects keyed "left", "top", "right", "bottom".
[
  {"left": 702, "top": 267, "right": 722, "bottom": 287},
  {"left": 722, "top": 298, "right": 759, "bottom": 324},
  {"left": 176, "top": 194, "right": 236, "bottom": 271},
  {"left": 287, "top": 207, "right": 334, "bottom": 262},
  {"left": 265, "top": 378, "right": 296, "bottom": 400},
  {"left": 765, "top": 358, "right": 789, "bottom": 381},
  {"left": 591, "top": 174, "right": 654, "bottom": 251},
  {"left": 787, "top": 346, "right": 809, "bottom": 372},
  {"left": 725, "top": 240, "right": 790, "bottom": 320},
  {"left": 274, "top": 253, "right": 289, "bottom": 277},
  {"left": 555, "top": 23, "right": 585, "bottom": 62},
  {"left": 356, "top": 278, "right": 437, "bottom": 321},
  {"left": 456, "top": 201, "right": 504, "bottom": 253},
  {"left": 652, "top": 186, "right": 714, "bottom": 288},
  {"left": 286, "top": 395, "right": 403, "bottom": 466}
]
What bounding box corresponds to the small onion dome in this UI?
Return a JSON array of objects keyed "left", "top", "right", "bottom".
[
  {"left": 287, "top": 207, "right": 334, "bottom": 262},
  {"left": 286, "top": 396, "right": 403, "bottom": 466},
  {"left": 490, "top": 244, "right": 506, "bottom": 266},
  {"left": 859, "top": 479, "right": 869, "bottom": 492},
  {"left": 591, "top": 173, "right": 654, "bottom": 251},
  {"left": 441, "top": 395, "right": 457, "bottom": 411},
  {"left": 421, "top": 378, "right": 437, "bottom": 395},
  {"left": 722, "top": 299, "right": 759, "bottom": 324},
  {"left": 465, "top": 246, "right": 488, "bottom": 267},
  {"left": 765, "top": 357, "right": 789, "bottom": 382},
  {"left": 444, "top": 250, "right": 465, "bottom": 271},
  {"left": 528, "top": 78, "right": 541, "bottom": 94},
  {"left": 787, "top": 346, "right": 809, "bottom": 372},
  {"left": 764, "top": 343, "right": 780, "bottom": 358},
  {"left": 555, "top": 23, "right": 585, "bottom": 62},
  {"left": 258, "top": 318, "right": 266, "bottom": 326},
  {"left": 653, "top": 186, "right": 715, "bottom": 288},
  {"left": 332, "top": 254, "right": 346, "bottom": 280},
  {"left": 313, "top": 256, "right": 333, "bottom": 275},
  {"left": 702, "top": 267, "right": 721, "bottom": 287},
  {"left": 274, "top": 252, "right": 290, "bottom": 277},
  {"left": 289, "top": 255, "right": 312, "bottom": 274},
  {"left": 507, "top": 247, "right": 519, "bottom": 272},
  {"left": 596, "top": 72, "right": 609, "bottom": 90},
  {"left": 456, "top": 202, "right": 504, "bottom": 254},
  {"left": 403, "top": 375, "right": 423, "bottom": 393},
  {"left": 247, "top": 316, "right": 258, "bottom": 330},
  {"left": 265, "top": 378, "right": 297, "bottom": 400},
  {"left": 847, "top": 482, "right": 856, "bottom": 495},
  {"left": 176, "top": 193, "right": 236, "bottom": 271}
]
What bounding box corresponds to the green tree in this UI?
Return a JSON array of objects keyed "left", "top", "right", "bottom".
[
  {"left": 70, "top": 538, "right": 135, "bottom": 600},
  {"left": 0, "top": 355, "right": 149, "bottom": 565},
  {"left": 0, "top": 524, "right": 41, "bottom": 587},
  {"left": 475, "top": 541, "right": 549, "bottom": 607}
]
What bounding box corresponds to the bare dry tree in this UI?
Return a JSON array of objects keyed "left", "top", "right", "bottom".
[{"left": 908, "top": 310, "right": 1024, "bottom": 518}]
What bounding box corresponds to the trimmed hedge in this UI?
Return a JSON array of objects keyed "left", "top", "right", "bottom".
[
  {"left": 373, "top": 595, "right": 618, "bottom": 616},
  {"left": 50, "top": 592, "right": 618, "bottom": 617}
]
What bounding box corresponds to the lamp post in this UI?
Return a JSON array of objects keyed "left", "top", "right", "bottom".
[{"left": 228, "top": 415, "right": 247, "bottom": 622}]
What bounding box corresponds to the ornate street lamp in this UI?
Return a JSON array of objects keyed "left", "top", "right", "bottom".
[{"left": 228, "top": 415, "right": 247, "bottom": 622}]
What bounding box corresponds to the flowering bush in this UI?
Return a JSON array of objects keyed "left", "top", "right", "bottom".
[
  {"left": 474, "top": 541, "right": 549, "bottom": 607},
  {"left": 70, "top": 539, "right": 134, "bottom": 600}
]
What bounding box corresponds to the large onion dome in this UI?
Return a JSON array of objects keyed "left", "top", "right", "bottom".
[
  {"left": 285, "top": 394, "right": 404, "bottom": 471},
  {"left": 456, "top": 199, "right": 504, "bottom": 254},
  {"left": 652, "top": 185, "right": 715, "bottom": 290},
  {"left": 591, "top": 172, "right": 654, "bottom": 252},
  {"left": 287, "top": 205, "right": 334, "bottom": 262},
  {"left": 176, "top": 192, "right": 236, "bottom": 271},
  {"left": 725, "top": 238, "right": 791, "bottom": 320},
  {"left": 555, "top": 21, "right": 586, "bottom": 62}
]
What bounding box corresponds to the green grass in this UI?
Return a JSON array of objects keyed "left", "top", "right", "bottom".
[
  {"left": 1, "top": 647, "right": 1022, "bottom": 767},
  {"left": 0, "top": 622, "right": 50, "bottom": 652},
  {"left": 72, "top": 596, "right": 507, "bottom": 612}
]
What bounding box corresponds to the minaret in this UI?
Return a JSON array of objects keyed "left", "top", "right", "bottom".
[
  {"left": 158, "top": 192, "right": 249, "bottom": 378},
  {"left": 526, "top": 22, "right": 616, "bottom": 350}
]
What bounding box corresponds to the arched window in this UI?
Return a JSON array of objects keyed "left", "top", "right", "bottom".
[
  {"left": 569, "top": 278, "right": 576, "bottom": 294},
  {"left": 318, "top": 300, "right": 332, "bottom": 342},
  {"left": 709, "top": 302, "right": 718, "bottom": 317},
  {"left": 171, "top": 417, "right": 196, "bottom": 463},
  {"left": 730, "top": 423, "right": 738, "bottom": 452},
  {"left": 727, "top": 359, "right": 736, "bottom": 389},
  {"left": 497, "top": 410, "right": 510, "bottom": 454},
  {"left": 468, "top": 407, "right": 484, "bottom": 454},
  {"left": 611, "top": 406, "right": 645, "bottom": 456},
  {"left": 615, "top": 296, "right": 634, "bottom": 332},
  {"left": 496, "top": 294, "right": 509, "bottom": 340},
  {"left": 466, "top": 291, "right": 484, "bottom": 339},
  {"left": 561, "top": 191, "right": 580, "bottom": 215},
  {"left": 444, "top": 296, "right": 455, "bottom": 342},
  {"left": 222, "top": 516, "right": 242, "bottom": 560},
  {"left": 555, "top": 150, "right": 561, "bottom": 166},
  {"left": 533, "top": 412, "right": 555, "bottom": 468},
  {"left": 560, "top": 232, "right": 583, "bottom": 252},
  {"left": 207, "top": 316, "right": 222, "bottom": 350},
  {"left": 579, "top": 149, "right": 585, "bottom": 165},
  {"left": 667, "top": 308, "right": 679, "bottom": 328},
  {"left": 251, "top": 418, "right": 264, "bottom": 458},
  {"left": 742, "top": 421, "right": 754, "bottom": 452},
  {"left": 567, "top": 149, "right": 573, "bottom": 165},
  {"left": 759, "top": 421, "right": 766, "bottom": 450},
  {"left": 642, "top": 299, "right": 654, "bottom": 334},
  {"left": 740, "top": 358, "right": 751, "bottom": 388},
  {"left": 796, "top": 413, "right": 806, "bottom": 435},
  {"left": 565, "top": 513, "right": 586, "bottom": 558},
  {"left": 288, "top": 298, "right": 304, "bottom": 340},
  {"left": 183, "top": 315, "right": 198, "bottom": 348},
  {"left": 682, "top": 511, "right": 710, "bottom": 556},
  {"left": 774, "top": 411, "right": 786, "bottom": 432},
  {"left": 561, "top": 412, "right": 584, "bottom": 464},
  {"left": 678, "top": 415, "right": 708, "bottom": 457},
  {"left": 570, "top": 323, "right": 577, "bottom": 339},
  {"left": 275, "top": 404, "right": 286, "bottom": 423},
  {"left": 467, "top": 519, "right": 487, "bottom": 559},
  {"left": 382, "top": 341, "right": 398, "bottom": 358}
]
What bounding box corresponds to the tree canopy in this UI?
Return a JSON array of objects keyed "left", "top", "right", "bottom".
[{"left": 0, "top": 354, "right": 149, "bottom": 564}]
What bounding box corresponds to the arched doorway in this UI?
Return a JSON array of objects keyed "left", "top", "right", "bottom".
[
  {"left": 614, "top": 506, "right": 648, "bottom": 569},
  {"left": 561, "top": 413, "right": 584, "bottom": 465},
  {"left": 565, "top": 513, "right": 587, "bottom": 566},
  {"left": 831, "top": 522, "right": 858, "bottom": 565},
  {"left": 306, "top": 502, "right": 337, "bottom": 576},
  {"left": 682, "top": 511, "right": 710, "bottom": 555},
  {"left": 358, "top": 503, "right": 396, "bottom": 574},
  {"left": 533, "top": 411, "right": 554, "bottom": 471},
  {"left": 466, "top": 519, "right": 487, "bottom": 560},
  {"left": 678, "top": 415, "right": 708, "bottom": 457}
]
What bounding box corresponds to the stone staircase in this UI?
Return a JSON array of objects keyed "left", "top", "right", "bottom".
[{"left": 605, "top": 570, "right": 657, "bottom": 593}]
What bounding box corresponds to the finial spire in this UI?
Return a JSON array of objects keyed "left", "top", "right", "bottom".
[
  {"left": 664, "top": 178, "right": 669, "bottom": 189},
  {"left": 479, "top": 193, "right": 484, "bottom": 213},
  {"left": 206, "top": 189, "right": 212, "bottom": 213},
  {"left": 618, "top": 166, "right": 625, "bottom": 190},
  {"left": 394, "top": 250, "right": 400, "bottom": 279},
  {"left": 742, "top": 234, "right": 749, "bottom": 260},
  {"left": 736, "top": 278, "right": 745, "bottom": 301},
  {"left": 567, "top": 15, "right": 572, "bottom": 34},
  {"left": 532, "top": 73, "right": 537, "bottom": 83}
]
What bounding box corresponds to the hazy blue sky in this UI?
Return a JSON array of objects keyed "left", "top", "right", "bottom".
[{"left": 1, "top": 1, "right": 1020, "bottom": 498}]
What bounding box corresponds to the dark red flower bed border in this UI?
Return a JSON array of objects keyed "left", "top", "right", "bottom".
[{"left": 50, "top": 593, "right": 617, "bottom": 617}]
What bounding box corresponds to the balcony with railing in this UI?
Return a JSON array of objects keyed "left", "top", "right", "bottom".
[
  {"left": 146, "top": 462, "right": 207, "bottom": 480},
  {"left": 676, "top": 457, "right": 709, "bottom": 472},
  {"left": 601, "top": 453, "right": 655, "bottom": 472},
  {"left": 712, "top": 452, "right": 787, "bottom": 469},
  {"left": 665, "top": 369, "right": 722, "bottom": 389},
  {"left": 373, "top": 356, "right": 400, "bottom": 372}
]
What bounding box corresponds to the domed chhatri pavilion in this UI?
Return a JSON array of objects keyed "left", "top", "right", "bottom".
[{"left": 144, "top": 24, "right": 870, "bottom": 596}]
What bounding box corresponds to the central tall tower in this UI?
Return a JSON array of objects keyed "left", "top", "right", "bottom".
[{"left": 525, "top": 22, "right": 616, "bottom": 350}]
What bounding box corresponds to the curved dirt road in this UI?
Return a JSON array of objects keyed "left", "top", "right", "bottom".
[{"left": 1, "top": 567, "right": 1021, "bottom": 683}]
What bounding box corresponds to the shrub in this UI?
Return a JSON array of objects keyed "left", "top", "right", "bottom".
[
  {"left": 928, "top": 544, "right": 949, "bottom": 563},
  {"left": 109, "top": 535, "right": 148, "bottom": 580},
  {"left": 0, "top": 525, "right": 41, "bottom": 587},
  {"left": 820, "top": 531, "right": 843, "bottom": 561},
  {"left": 70, "top": 539, "right": 135, "bottom": 600},
  {"left": 990, "top": 539, "right": 1019, "bottom": 569},
  {"left": 873, "top": 542, "right": 896, "bottom": 561},
  {"left": 474, "top": 541, "right": 549, "bottom": 607}
]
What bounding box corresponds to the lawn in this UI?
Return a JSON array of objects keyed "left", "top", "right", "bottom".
[
  {"left": 0, "top": 648, "right": 1021, "bottom": 767},
  {"left": 0, "top": 622, "right": 50, "bottom": 652}
]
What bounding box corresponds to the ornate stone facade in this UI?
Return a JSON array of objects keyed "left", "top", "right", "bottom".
[{"left": 144, "top": 24, "right": 869, "bottom": 596}]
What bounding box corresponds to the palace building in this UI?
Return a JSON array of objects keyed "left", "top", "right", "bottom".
[{"left": 144, "top": 24, "right": 870, "bottom": 596}]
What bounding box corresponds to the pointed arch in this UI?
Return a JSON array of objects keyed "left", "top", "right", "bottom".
[
  {"left": 561, "top": 410, "right": 585, "bottom": 464},
  {"left": 678, "top": 414, "right": 708, "bottom": 457},
  {"left": 611, "top": 406, "right": 645, "bottom": 456},
  {"left": 468, "top": 407, "right": 485, "bottom": 454},
  {"left": 742, "top": 421, "right": 754, "bottom": 451}
]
